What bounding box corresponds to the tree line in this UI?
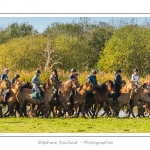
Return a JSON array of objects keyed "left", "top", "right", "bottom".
[{"left": 0, "top": 18, "right": 150, "bottom": 77}]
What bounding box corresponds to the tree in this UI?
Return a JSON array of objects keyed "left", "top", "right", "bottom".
[
  {"left": 44, "top": 42, "right": 62, "bottom": 71},
  {"left": 97, "top": 25, "right": 150, "bottom": 77},
  {"left": 0, "top": 22, "right": 38, "bottom": 44}
]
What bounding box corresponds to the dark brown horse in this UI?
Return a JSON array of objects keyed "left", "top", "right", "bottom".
[{"left": 92, "top": 80, "right": 114, "bottom": 118}]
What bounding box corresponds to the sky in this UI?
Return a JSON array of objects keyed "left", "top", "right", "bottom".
[{"left": 0, "top": 17, "right": 150, "bottom": 33}]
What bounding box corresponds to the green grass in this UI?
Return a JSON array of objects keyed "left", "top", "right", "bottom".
[{"left": 0, "top": 117, "right": 150, "bottom": 133}]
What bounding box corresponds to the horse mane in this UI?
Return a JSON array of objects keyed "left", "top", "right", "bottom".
[
  {"left": 21, "top": 81, "right": 32, "bottom": 89},
  {"left": 96, "top": 82, "right": 107, "bottom": 92},
  {"left": 77, "top": 84, "right": 83, "bottom": 92},
  {"left": 43, "top": 79, "right": 51, "bottom": 91}
]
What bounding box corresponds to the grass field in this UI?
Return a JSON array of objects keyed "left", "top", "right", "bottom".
[{"left": 0, "top": 117, "right": 150, "bottom": 133}]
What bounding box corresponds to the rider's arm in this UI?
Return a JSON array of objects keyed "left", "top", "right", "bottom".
[
  {"left": 87, "top": 76, "right": 92, "bottom": 82},
  {"left": 31, "top": 76, "right": 40, "bottom": 85}
]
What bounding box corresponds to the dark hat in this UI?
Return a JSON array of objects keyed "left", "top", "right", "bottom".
[
  {"left": 134, "top": 68, "right": 138, "bottom": 72},
  {"left": 35, "top": 70, "right": 41, "bottom": 74},
  {"left": 52, "top": 69, "right": 57, "bottom": 73},
  {"left": 15, "top": 74, "right": 20, "bottom": 78},
  {"left": 92, "top": 70, "right": 98, "bottom": 74},
  {"left": 116, "top": 69, "right": 121, "bottom": 73},
  {"left": 71, "top": 68, "right": 77, "bottom": 72}
]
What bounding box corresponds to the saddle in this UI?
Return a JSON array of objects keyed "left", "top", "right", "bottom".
[{"left": 31, "top": 91, "right": 39, "bottom": 99}]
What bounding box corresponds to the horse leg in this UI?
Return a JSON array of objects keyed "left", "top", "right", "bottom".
[
  {"left": 130, "top": 106, "right": 136, "bottom": 118},
  {"left": 76, "top": 106, "right": 80, "bottom": 117},
  {"left": 63, "top": 110, "right": 67, "bottom": 119},
  {"left": 81, "top": 104, "right": 86, "bottom": 118},
  {"left": 95, "top": 103, "right": 100, "bottom": 118},
  {"left": 53, "top": 106, "right": 58, "bottom": 117},
  {"left": 4, "top": 102, "right": 13, "bottom": 117},
  {"left": 126, "top": 103, "right": 131, "bottom": 117},
  {"left": 73, "top": 107, "right": 78, "bottom": 117},
  {"left": 92, "top": 103, "right": 97, "bottom": 118},
  {"left": 18, "top": 101, "right": 25, "bottom": 117}
]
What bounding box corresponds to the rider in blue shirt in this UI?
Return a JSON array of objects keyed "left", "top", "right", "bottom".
[
  {"left": 86, "top": 70, "right": 98, "bottom": 101},
  {"left": 87, "top": 70, "right": 98, "bottom": 86},
  {"left": 0, "top": 68, "right": 9, "bottom": 81}
]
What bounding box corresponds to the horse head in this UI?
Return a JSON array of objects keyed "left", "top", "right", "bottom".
[
  {"left": 49, "top": 76, "right": 61, "bottom": 87},
  {"left": 0, "top": 79, "right": 11, "bottom": 90},
  {"left": 85, "top": 80, "right": 94, "bottom": 92},
  {"left": 105, "top": 80, "right": 114, "bottom": 92},
  {"left": 122, "top": 81, "right": 138, "bottom": 93},
  {"left": 70, "top": 79, "right": 80, "bottom": 90},
  {"left": 21, "top": 81, "right": 32, "bottom": 89},
  {"left": 12, "top": 80, "right": 22, "bottom": 91}
]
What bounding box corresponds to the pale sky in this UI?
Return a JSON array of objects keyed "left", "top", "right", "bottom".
[{"left": 0, "top": 17, "right": 150, "bottom": 33}]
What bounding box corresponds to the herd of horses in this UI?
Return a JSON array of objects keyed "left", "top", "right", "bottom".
[{"left": 0, "top": 77, "right": 150, "bottom": 119}]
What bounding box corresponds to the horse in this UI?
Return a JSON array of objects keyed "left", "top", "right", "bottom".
[
  {"left": 106, "top": 81, "right": 138, "bottom": 117},
  {"left": 58, "top": 79, "right": 80, "bottom": 118},
  {"left": 3, "top": 80, "right": 32, "bottom": 117},
  {"left": 72, "top": 80, "right": 94, "bottom": 118},
  {"left": 91, "top": 80, "right": 114, "bottom": 118},
  {"left": 16, "top": 77, "right": 58, "bottom": 117},
  {"left": 128, "top": 83, "right": 150, "bottom": 118}
]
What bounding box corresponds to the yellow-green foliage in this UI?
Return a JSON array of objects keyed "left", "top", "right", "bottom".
[
  {"left": 0, "top": 35, "right": 49, "bottom": 70},
  {"left": 97, "top": 25, "right": 150, "bottom": 77}
]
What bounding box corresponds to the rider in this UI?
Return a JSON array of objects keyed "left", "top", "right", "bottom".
[
  {"left": 50, "top": 69, "right": 60, "bottom": 100},
  {"left": 0, "top": 68, "right": 10, "bottom": 103},
  {"left": 68, "top": 68, "right": 77, "bottom": 80},
  {"left": 31, "top": 70, "right": 44, "bottom": 103},
  {"left": 10, "top": 74, "right": 20, "bottom": 85},
  {"left": 113, "top": 69, "right": 123, "bottom": 105},
  {"left": 131, "top": 68, "right": 139, "bottom": 88},
  {"left": 86, "top": 70, "right": 98, "bottom": 101},
  {"left": 0, "top": 68, "right": 9, "bottom": 81},
  {"left": 68, "top": 68, "right": 78, "bottom": 104}
]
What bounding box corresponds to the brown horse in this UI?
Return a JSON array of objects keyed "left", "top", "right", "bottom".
[
  {"left": 16, "top": 77, "right": 57, "bottom": 117},
  {"left": 128, "top": 83, "right": 150, "bottom": 117},
  {"left": 92, "top": 80, "right": 114, "bottom": 118},
  {"left": 106, "top": 81, "right": 138, "bottom": 117},
  {"left": 58, "top": 79, "right": 80, "bottom": 118},
  {"left": 3, "top": 80, "right": 32, "bottom": 117},
  {"left": 72, "top": 80, "right": 94, "bottom": 118}
]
